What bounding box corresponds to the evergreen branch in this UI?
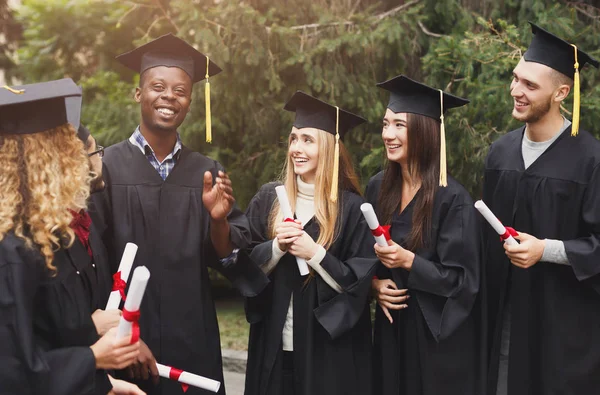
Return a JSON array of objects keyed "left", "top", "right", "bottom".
[
  {"left": 288, "top": 0, "right": 421, "bottom": 32},
  {"left": 417, "top": 20, "right": 444, "bottom": 38},
  {"left": 374, "top": 0, "right": 421, "bottom": 22},
  {"left": 153, "top": 0, "right": 179, "bottom": 32}
]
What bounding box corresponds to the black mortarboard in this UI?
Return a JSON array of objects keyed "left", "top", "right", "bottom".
[
  {"left": 376, "top": 75, "right": 469, "bottom": 120},
  {"left": 284, "top": 91, "right": 366, "bottom": 201},
  {"left": 377, "top": 75, "right": 469, "bottom": 187},
  {"left": 116, "top": 33, "right": 221, "bottom": 143},
  {"left": 65, "top": 85, "right": 90, "bottom": 142},
  {"left": 523, "top": 22, "right": 599, "bottom": 136},
  {"left": 0, "top": 78, "right": 81, "bottom": 135},
  {"left": 524, "top": 22, "right": 599, "bottom": 79},
  {"left": 283, "top": 91, "right": 366, "bottom": 139},
  {"left": 116, "top": 33, "right": 222, "bottom": 83}
]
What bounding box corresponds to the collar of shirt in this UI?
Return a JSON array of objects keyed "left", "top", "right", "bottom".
[{"left": 129, "top": 126, "right": 182, "bottom": 164}]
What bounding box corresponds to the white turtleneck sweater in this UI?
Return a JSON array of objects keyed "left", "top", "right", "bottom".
[{"left": 261, "top": 176, "right": 343, "bottom": 351}]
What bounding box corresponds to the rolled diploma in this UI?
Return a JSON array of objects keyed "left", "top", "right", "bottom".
[
  {"left": 156, "top": 363, "right": 221, "bottom": 393},
  {"left": 474, "top": 200, "right": 518, "bottom": 246},
  {"left": 116, "top": 266, "right": 150, "bottom": 341},
  {"left": 275, "top": 185, "right": 310, "bottom": 276},
  {"left": 105, "top": 242, "right": 138, "bottom": 310},
  {"left": 360, "top": 203, "right": 388, "bottom": 247}
]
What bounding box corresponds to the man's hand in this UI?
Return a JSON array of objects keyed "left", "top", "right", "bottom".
[
  {"left": 504, "top": 231, "right": 545, "bottom": 269},
  {"left": 202, "top": 170, "right": 235, "bottom": 221},
  {"left": 126, "top": 339, "right": 159, "bottom": 385},
  {"left": 374, "top": 240, "right": 415, "bottom": 270}
]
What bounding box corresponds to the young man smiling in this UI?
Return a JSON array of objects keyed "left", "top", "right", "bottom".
[
  {"left": 91, "top": 34, "right": 268, "bottom": 395},
  {"left": 482, "top": 23, "right": 600, "bottom": 395}
]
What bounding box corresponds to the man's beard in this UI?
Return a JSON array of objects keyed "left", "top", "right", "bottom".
[
  {"left": 513, "top": 95, "right": 552, "bottom": 123},
  {"left": 90, "top": 174, "right": 105, "bottom": 193}
]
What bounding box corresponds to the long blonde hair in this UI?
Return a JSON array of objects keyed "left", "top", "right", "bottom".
[
  {"left": 268, "top": 128, "right": 361, "bottom": 249},
  {"left": 0, "top": 124, "right": 91, "bottom": 271}
]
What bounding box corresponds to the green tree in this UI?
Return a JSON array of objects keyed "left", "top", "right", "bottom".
[{"left": 10, "top": 0, "right": 600, "bottom": 205}]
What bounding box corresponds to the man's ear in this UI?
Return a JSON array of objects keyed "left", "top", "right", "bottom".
[
  {"left": 134, "top": 86, "right": 142, "bottom": 103},
  {"left": 554, "top": 84, "right": 571, "bottom": 103}
]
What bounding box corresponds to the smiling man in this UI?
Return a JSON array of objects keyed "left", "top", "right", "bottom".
[
  {"left": 91, "top": 34, "right": 268, "bottom": 395},
  {"left": 482, "top": 23, "right": 600, "bottom": 395}
]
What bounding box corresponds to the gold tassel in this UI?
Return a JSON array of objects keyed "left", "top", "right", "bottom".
[
  {"left": 439, "top": 90, "right": 448, "bottom": 187},
  {"left": 205, "top": 57, "right": 212, "bottom": 143},
  {"left": 2, "top": 85, "right": 25, "bottom": 94},
  {"left": 330, "top": 106, "right": 340, "bottom": 202},
  {"left": 570, "top": 44, "right": 580, "bottom": 137}
]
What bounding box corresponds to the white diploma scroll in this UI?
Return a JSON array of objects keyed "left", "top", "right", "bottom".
[
  {"left": 116, "top": 266, "right": 150, "bottom": 341},
  {"left": 105, "top": 242, "right": 138, "bottom": 310},
  {"left": 156, "top": 363, "right": 221, "bottom": 393},
  {"left": 474, "top": 200, "right": 518, "bottom": 246},
  {"left": 360, "top": 203, "right": 389, "bottom": 247},
  {"left": 274, "top": 185, "right": 310, "bottom": 276}
]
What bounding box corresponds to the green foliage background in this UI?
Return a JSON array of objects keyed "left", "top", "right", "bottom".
[{"left": 5, "top": 0, "right": 600, "bottom": 207}]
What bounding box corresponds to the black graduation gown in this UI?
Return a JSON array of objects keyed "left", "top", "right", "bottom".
[
  {"left": 483, "top": 126, "right": 600, "bottom": 395},
  {"left": 33, "top": 222, "right": 114, "bottom": 395},
  {"left": 367, "top": 172, "right": 486, "bottom": 395},
  {"left": 90, "top": 140, "right": 269, "bottom": 395},
  {"left": 0, "top": 233, "right": 102, "bottom": 395},
  {"left": 242, "top": 183, "right": 377, "bottom": 395}
]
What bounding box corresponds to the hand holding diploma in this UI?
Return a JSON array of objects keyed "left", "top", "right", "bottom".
[
  {"left": 275, "top": 185, "right": 310, "bottom": 275},
  {"left": 474, "top": 200, "right": 518, "bottom": 245}
]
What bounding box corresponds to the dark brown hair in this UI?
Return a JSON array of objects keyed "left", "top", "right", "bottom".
[{"left": 377, "top": 112, "right": 440, "bottom": 251}]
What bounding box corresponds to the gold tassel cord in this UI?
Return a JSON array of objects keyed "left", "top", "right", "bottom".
[
  {"left": 439, "top": 90, "right": 448, "bottom": 187},
  {"left": 205, "top": 56, "right": 212, "bottom": 143},
  {"left": 570, "top": 44, "right": 580, "bottom": 137},
  {"left": 330, "top": 106, "right": 340, "bottom": 202},
  {"left": 2, "top": 85, "right": 25, "bottom": 94}
]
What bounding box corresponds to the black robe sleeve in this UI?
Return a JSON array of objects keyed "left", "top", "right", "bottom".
[
  {"left": 0, "top": 237, "right": 98, "bottom": 395},
  {"left": 204, "top": 162, "right": 270, "bottom": 298},
  {"left": 407, "top": 202, "right": 481, "bottom": 342},
  {"left": 563, "top": 163, "right": 600, "bottom": 288}
]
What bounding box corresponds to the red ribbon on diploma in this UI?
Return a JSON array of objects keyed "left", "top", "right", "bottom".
[
  {"left": 121, "top": 308, "right": 140, "bottom": 344},
  {"left": 284, "top": 217, "right": 295, "bottom": 223},
  {"left": 500, "top": 226, "right": 518, "bottom": 242},
  {"left": 371, "top": 225, "right": 391, "bottom": 241},
  {"left": 112, "top": 272, "right": 127, "bottom": 301},
  {"left": 168, "top": 367, "right": 190, "bottom": 392}
]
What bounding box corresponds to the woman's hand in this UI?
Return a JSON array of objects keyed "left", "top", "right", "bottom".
[
  {"left": 374, "top": 240, "right": 415, "bottom": 270},
  {"left": 288, "top": 231, "right": 319, "bottom": 260},
  {"left": 274, "top": 219, "right": 304, "bottom": 251},
  {"left": 108, "top": 375, "right": 146, "bottom": 395},
  {"left": 92, "top": 309, "right": 121, "bottom": 336},
  {"left": 90, "top": 327, "right": 140, "bottom": 370},
  {"left": 372, "top": 278, "right": 409, "bottom": 324}
]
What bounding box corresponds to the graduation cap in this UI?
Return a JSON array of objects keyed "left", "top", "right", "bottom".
[
  {"left": 377, "top": 75, "right": 469, "bottom": 187},
  {"left": 117, "top": 33, "right": 222, "bottom": 143},
  {"left": 284, "top": 91, "right": 367, "bottom": 201},
  {"left": 524, "top": 22, "right": 599, "bottom": 136},
  {"left": 0, "top": 78, "right": 82, "bottom": 136},
  {"left": 64, "top": 85, "right": 91, "bottom": 142}
]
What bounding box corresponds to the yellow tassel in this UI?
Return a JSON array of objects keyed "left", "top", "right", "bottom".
[
  {"left": 571, "top": 44, "right": 580, "bottom": 137},
  {"left": 330, "top": 106, "right": 340, "bottom": 202},
  {"left": 2, "top": 85, "right": 24, "bottom": 94},
  {"left": 439, "top": 90, "right": 448, "bottom": 187},
  {"left": 205, "top": 57, "right": 212, "bottom": 143}
]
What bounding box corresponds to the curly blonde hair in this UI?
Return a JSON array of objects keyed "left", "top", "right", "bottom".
[{"left": 0, "top": 124, "right": 91, "bottom": 271}]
